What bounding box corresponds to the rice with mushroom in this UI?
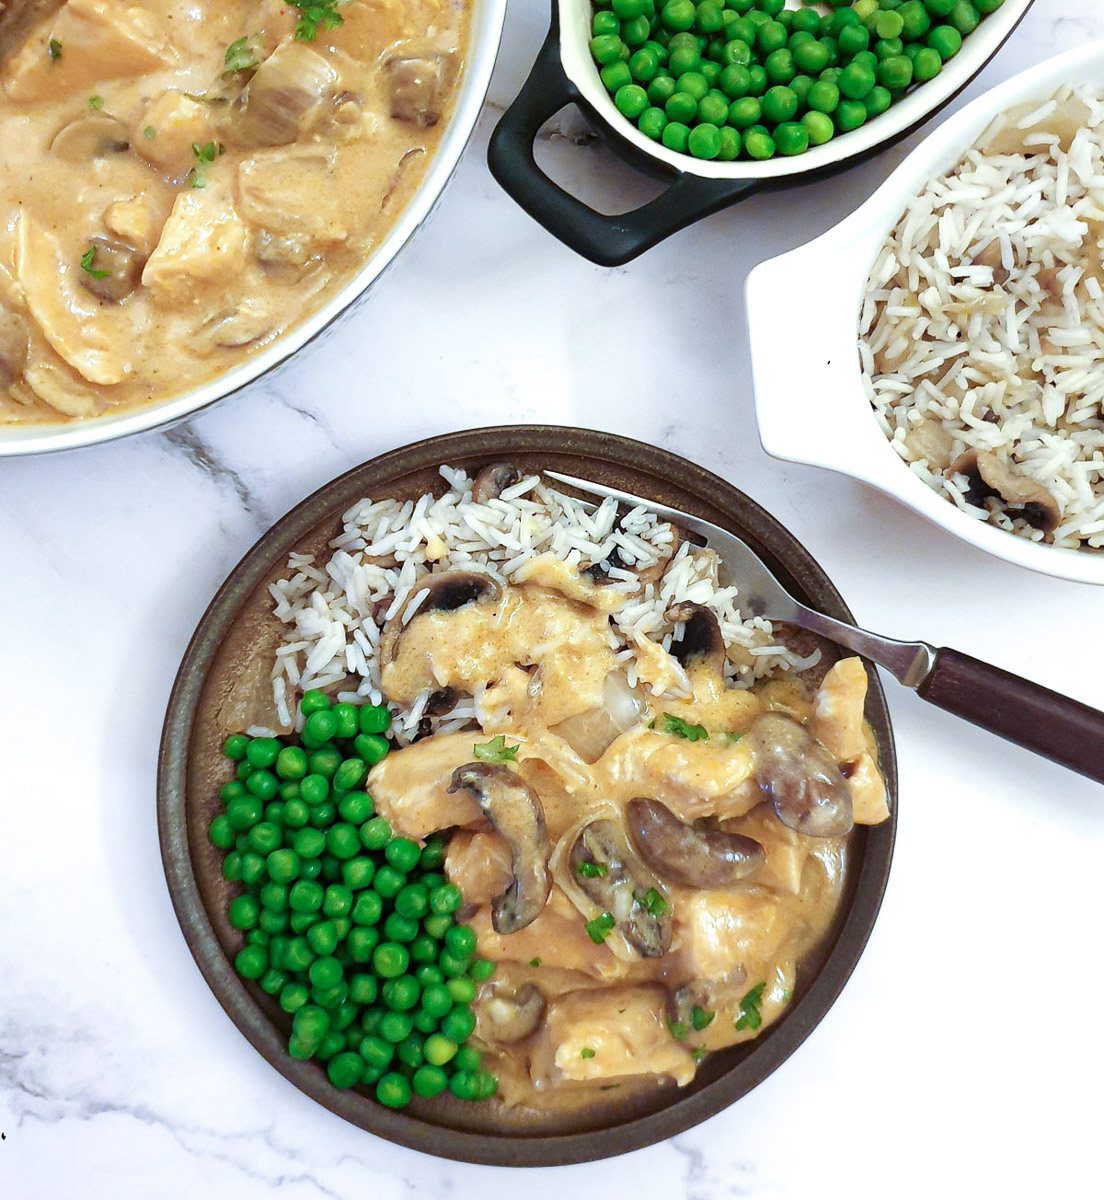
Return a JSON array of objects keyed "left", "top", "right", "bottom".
[
  {"left": 266, "top": 466, "right": 811, "bottom": 740},
  {"left": 860, "top": 83, "right": 1104, "bottom": 551}
]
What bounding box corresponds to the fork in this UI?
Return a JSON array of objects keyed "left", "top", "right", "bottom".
[{"left": 544, "top": 470, "right": 1104, "bottom": 785}]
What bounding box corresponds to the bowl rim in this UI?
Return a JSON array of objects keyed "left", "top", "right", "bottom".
[
  {"left": 157, "top": 424, "right": 898, "bottom": 1167},
  {"left": 747, "top": 38, "right": 1104, "bottom": 587},
  {"left": 557, "top": 0, "right": 1035, "bottom": 182},
  {"left": 0, "top": 0, "right": 509, "bottom": 458}
]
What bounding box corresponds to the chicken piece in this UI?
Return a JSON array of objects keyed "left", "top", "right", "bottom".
[
  {"left": 469, "top": 887, "right": 626, "bottom": 980},
  {"left": 15, "top": 216, "right": 135, "bottom": 385},
  {"left": 142, "top": 181, "right": 248, "bottom": 304},
  {"left": 847, "top": 752, "right": 890, "bottom": 825},
  {"left": 236, "top": 145, "right": 347, "bottom": 244},
  {"left": 674, "top": 887, "right": 786, "bottom": 984},
  {"left": 5, "top": 0, "right": 171, "bottom": 101},
  {"left": 723, "top": 805, "right": 807, "bottom": 895},
  {"left": 140, "top": 91, "right": 217, "bottom": 177},
  {"left": 104, "top": 196, "right": 162, "bottom": 256},
  {"left": 444, "top": 829, "right": 513, "bottom": 908},
  {"left": 813, "top": 657, "right": 868, "bottom": 762},
  {"left": 528, "top": 985, "right": 695, "bottom": 1087},
  {"left": 603, "top": 727, "right": 759, "bottom": 824},
  {"left": 366, "top": 730, "right": 487, "bottom": 840},
  {"left": 22, "top": 356, "right": 99, "bottom": 417}
]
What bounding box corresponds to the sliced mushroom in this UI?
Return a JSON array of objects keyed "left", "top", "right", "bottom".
[
  {"left": 379, "top": 570, "right": 501, "bottom": 667},
  {"left": 480, "top": 981, "right": 545, "bottom": 1045},
  {"left": 626, "top": 798, "right": 764, "bottom": 887},
  {"left": 668, "top": 602, "right": 725, "bottom": 676},
  {"left": 750, "top": 712, "right": 853, "bottom": 838},
  {"left": 50, "top": 115, "right": 131, "bottom": 162},
  {"left": 447, "top": 763, "right": 550, "bottom": 934},
  {"left": 222, "top": 41, "right": 337, "bottom": 148},
  {"left": 472, "top": 462, "right": 521, "bottom": 504},
  {"left": 0, "top": 310, "right": 29, "bottom": 389},
  {"left": 384, "top": 50, "right": 457, "bottom": 127},
  {"left": 569, "top": 819, "right": 671, "bottom": 957},
  {"left": 950, "top": 449, "right": 1060, "bottom": 534},
  {"left": 78, "top": 237, "right": 145, "bottom": 303}
]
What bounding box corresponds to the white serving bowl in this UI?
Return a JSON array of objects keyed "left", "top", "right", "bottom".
[
  {"left": 2, "top": 0, "right": 507, "bottom": 457},
  {"left": 747, "top": 39, "right": 1104, "bottom": 588}
]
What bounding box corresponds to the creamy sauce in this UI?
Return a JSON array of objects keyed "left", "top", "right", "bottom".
[
  {"left": 367, "top": 579, "right": 890, "bottom": 1110},
  {"left": 0, "top": 0, "right": 469, "bottom": 423}
]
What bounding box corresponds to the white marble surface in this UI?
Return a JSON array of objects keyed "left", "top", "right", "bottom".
[{"left": 3, "top": 1, "right": 1103, "bottom": 1196}]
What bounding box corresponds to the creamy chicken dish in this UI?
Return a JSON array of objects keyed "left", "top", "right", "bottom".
[
  {"left": 0, "top": 0, "right": 468, "bottom": 423},
  {"left": 280, "top": 466, "right": 894, "bottom": 1110}
]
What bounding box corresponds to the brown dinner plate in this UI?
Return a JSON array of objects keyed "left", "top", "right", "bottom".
[{"left": 157, "top": 425, "right": 898, "bottom": 1166}]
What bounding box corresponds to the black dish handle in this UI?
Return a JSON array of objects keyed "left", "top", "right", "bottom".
[{"left": 488, "top": 15, "right": 761, "bottom": 267}]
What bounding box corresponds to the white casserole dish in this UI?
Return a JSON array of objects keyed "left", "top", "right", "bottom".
[
  {"left": 747, "top": 38, "right": 1104, "bottom": 588},
  {"left": 1, "top": 0, "right": 507, "bottom": 457}
]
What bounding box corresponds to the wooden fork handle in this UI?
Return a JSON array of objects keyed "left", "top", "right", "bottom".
[{"left": 917, "top": 648, "right": 1104, "bottom": 784}]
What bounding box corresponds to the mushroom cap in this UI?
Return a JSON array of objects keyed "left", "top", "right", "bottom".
[
  {"left": 50, "top": 115, "right": 131, "bottom": 162},
  {"left": 667, "top": 602, "right": 726, "bottom": 676},
  {"left": 78, "top": 237, "right": 146, "bottom": 304},
  {"left": 626, "top": 797, "right": 764, "bottom": 888},
  {"left": 750, "top": 712, "right": 853, "bottom": 838},
  {"left": 951, "top": 448, "right": 1060, "bottom": 534},
  {"left": 447, "top": 762, "right": 550, "bottom": 935},
  {"left": 479, "top": 981, "right": 545, "bottom": 1045},
  {"left": 379, "top": 570, "right": 501, "bottom": 668},
  {"left": 471, "top": 462, "right": 521, "bottom": 505}
]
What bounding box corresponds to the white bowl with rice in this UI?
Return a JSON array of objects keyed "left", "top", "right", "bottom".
[{"left": 746, "top": 40, "right": 1104, "bottom": 586}]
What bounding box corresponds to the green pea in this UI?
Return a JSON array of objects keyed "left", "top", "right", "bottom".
[
  {"left": 412, "top": 1064, "right": 448, "bottom": 1098},
  {"left": 661, "top": 121, "right": 690, "bottom": 153},
  {"left": 209, "top": 814, "right": 234, "bottom": 850},
  {"left": 973, "top": 0, "right": 1003, "bottom": 11},
  {"left": 441, "top": 1006, "right": 476, "bottom": 1043},
  {"left": 307, "top": 920, "right": 339, "bottom": 957},
  {"left": 359, "top": 1034, "right": 394, "bottom": 1071},
  {"left": 283, "top": 798, "right": 309, "bottom": 828},
  {"left": 899, "top": 0, "right": 932, "bottom": 38},
  {"left": 717, "top": 125, "right": 741, "bottom": 159},
  {"left": 802, "top": 109, "right": 835, "bottom": 145},
  {"left": 293, "top": 828, "right": 326, "bottom": 859},
  {"left": 774, "top": 120, "right": 809, "bottom": 156},
  {"left": 469, "top": 958, "right": 496, "bottom": 983},
  {"left": 692, "top": 90, "right": 725, "bottom": 126},
  {"left": 865, "top": 84, "right": 892, "bottom": 116},
  {"left": 333, "top": 762, "right": 368, "bottom": 799},
  {"left": 593, "top": 9, "right": 620, "bottom": 35},
  {"left": 379, "top": 1011, "right": 414, "bottom": 1044},
  {"left": 326, "top": 823, "right": 361, "bottom": 860},
  {"left": 259, "top": 908, "right": 288, "bottom": 935},
  {"left": 300, "top": 690, "right": 330, "bottom": 716},
  {"left": 324, "top": 1050, "right": 361, "bottom": 1089},
  {"left": 948, "top": 0, "right": 979, "bottom": 34},
  {"left": 302, "top": 710, "right": 338, "bottom": 747},
  {"left": 309, "top": 953, "right": 343, "bottom": 990},
  {"left": 280, "top": 981, "right": 310, "bottom": 1013},
  {"left": 912, "top": 45, "right": 942, "bottom": 81},
  {"left": 629, "top": 45, "right": 659, "bottom": 83},
  {"left": 289, "top": 879, "right": 324, "bottom": 913},
  {"left": 221, "top": 851, "right": 243, "bottom": 882},
  {"left": 416, "top": 964, "right": 445, "bottom": 987},
  {"left": 601, "top": 59, "right": 633, "bottom": 92},
  {"left": 875, "top": 35, "right": 904, "bottom": 60},
  {"left": 835, "top": 98, "right": 867, "bottom": 131},
  {"left": 756, "top": 19, "right": 786, "bottom": 55},
  {"left": 220, "top": 781, "right": 246, "bottom": 805},
  {"left": 408, "top": 934, "right": 437, "bottom": 965},
  {"left": 227, "top": 795, "right": 262, "bottom": 831},
  {"left": 444, "top": 925, "right": 477, "bottom": 959},
  {"left": 839, "top": 62, "right": 875, "bottom": 100},
  {"left": 320, "top": 884, "right": 352, "bottom": 919},
  {"left": 281, "top": 936, "right": 313, "bottom": 972},
  {"left": 308, "top": 749, "right": 341, "bottom": 780},
  {"left": 244, "top": 737, "right": 277, "bottom": 769},
  {"left": 235, "top": 945, "right": 267, "bottom": 980},
  {"left": 878, "top": 54, "right": 913, "bottom": 90},
  {"left": 357, "top": 704, "right": 391, "bottom": 735},
  {"left": 352, "top": 890, "right": 383, "bottom": 926},
  {"left": 373, "top": 942, "right": 410, "bottom": 979},
  {"left": 375, "top": 1072, "right": 411, "bottom": 1109},
  {"left": 222, "top": 734, "right": 248, "bottom": 761},
  {"left": 453, "top": 1045, "right": 482, "bottom": 1073},
  {"left": 298, "top": 773, "right": 329, "bottom": 806},
  {"left": 638, "top": 104, "right": 668, "bottom": 139},
  {"left": 347, "top": 925, "right": 380, "bottom": 962},
  {"left": 382, "top": 975, "right": 421, "bottom": 1012},
  {"left": 246, "top": 821, "right": 280, "bottom": 856},
  {"left": 341, "top": 856, "right": 375, "bottom": 892},
  {"left": 423, "top": 1033, "right": 458, "bottom": 1066},
  {"left": 746, "top": 64, "right": 768, "bottom": 96},
  {"left": 661, "top": 0, "right": 696, "bottom": 32},
  {"left": 743, "top": 129, "right": 775, "bottom": 159},
  {"left": 761, "top": 84, "right": 797, "bottom": 124},
  {"left": 289, "top": 910, "right": 319, "bottom": 934},
  {"left": 447, "top": 977, "right": 479, "bottom": 1007},
  {"left": 792, "top": 37, "right": 829, "bottom": 75},
  {"left": 373, "top": 865, "right": 405, "bottom": 900},
  {"left": 927, "top": 23, "right": 962, "bottom": 59},
  {"left": 449, "top": 1071, "right": 479, "bottom": 1101},
  {"left": 764, "top": 47, "right": 794, "bottom": 86},
  {"left": 353, "top": 733, "right": 389, "bottom": 766},
  {"left": 647, "top": 73, "right": 677, "bottom": 106},
  {"left": 241, "top": 853, "right": 265, "bottom": 885},
  {"left": 228, "top": 894, "right": 260, "bottom": 931}
]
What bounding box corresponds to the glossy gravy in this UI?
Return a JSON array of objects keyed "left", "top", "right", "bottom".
[
  {"left": 368, "top": 580, "right": 890, "bottom": 1109},
  {"left": 0, "top": 0, "right": 468, "bottom": 423}
]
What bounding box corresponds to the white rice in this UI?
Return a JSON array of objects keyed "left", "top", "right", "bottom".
[
  {"left": 266, "top": 467, "right": 808, "bottom": 741},
  {"left": 860, "top": 84, "right": 1104, "bottom": 551}
]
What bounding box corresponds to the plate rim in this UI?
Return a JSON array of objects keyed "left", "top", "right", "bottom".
[{"left": 158, "top": 424, "right": 898, "bottom": 1167}]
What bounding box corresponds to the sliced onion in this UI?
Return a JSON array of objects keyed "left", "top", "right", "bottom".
[{"left": 551, "top": 671, "right": 642, "bottom": 763}]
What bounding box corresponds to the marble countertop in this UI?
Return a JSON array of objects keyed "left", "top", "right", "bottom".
[{"left": 3, "top": 1, "right": 1103, "bottom": 1196}]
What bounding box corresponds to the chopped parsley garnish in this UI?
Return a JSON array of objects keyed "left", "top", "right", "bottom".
[
  {"left": 691, "top": 1005, "right": 715, "bottom": 1032},
  {"left": 666, "top": 1016, "right": 687, "bottom": 1041},
  {"left": 726, "top": 731, "right": 743, "bottom": 743},
  {"left": 584, "top": 912, "right": 615, "bottom": 945},
  {"left": 188, "top": 141, "right": 225, "bottom": 189},
  {"left": 782, "top": 988, "right": 793, "bottom": 1002},
  {"left": 691, "top": 1046, "right": 707, "bottom": 1063},
  {"left": 48, "top": 39, "right": 62, "bottom": 62},
  {"left": 79, "top": 247, "right": 110, "bottom": 280},
  {"left": 223, "top": 35, "right": 262, "bottom": 75},
  {"left": 290, "top": 0, "right": 344, "bottom": 42},
  {"left": 734, "top": 982, "right": 766, "bottom": 1032},
  {"left": 660, "top": 713, "right": 709, "bottom": 742},
  {"left": 636, "top": 887, "right": 669, "bottom": 917},
  {"left": 88, "top": 96, "right": 103, "bottom": 110},
  {"left": 529, "top": 957, "right": 541, "bottom": 968},
  {"left": 144, "top": 126, "right": 156, "bottom": 139},
  {"left": 472, "top": 735, "right": 519, "bottom": 764},
  {"left": 577, "top": 861, "right": 608, "bottom": 879},
  {"left": 580, "top": 1047, "right": 595, "bottom": 1060}
]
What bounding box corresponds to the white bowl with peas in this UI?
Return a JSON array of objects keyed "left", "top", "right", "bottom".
[{"left": 489, "top": 0, "right": 1034, "bottom": 263}]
